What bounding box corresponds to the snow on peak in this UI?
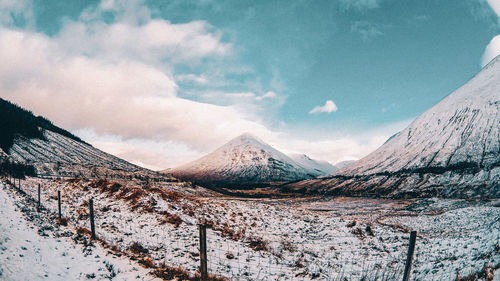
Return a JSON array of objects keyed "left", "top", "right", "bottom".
[
  {"left": 167, "top": 134, "right": 327, "bottom": 187},
  {"left": 226, "top": 133, "right": 269, "bottom": 148},
  {"left": 289, "top": 153, "right": 337, "bottom": 175},
  {"left": 338, "top": 52, "right": 500, "bottom": 177}
]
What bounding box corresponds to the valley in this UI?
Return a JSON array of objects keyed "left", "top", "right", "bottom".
[{"left": 1, "top": 175, "right": 498, "bottom": 280}]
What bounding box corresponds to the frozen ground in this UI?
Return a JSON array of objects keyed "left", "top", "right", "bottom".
[
  {"left": 1, "top": 176, "right": 499, "bottom": 280},
  {"left": 0, "top": 182, "right": 159, "bottom": 281}
]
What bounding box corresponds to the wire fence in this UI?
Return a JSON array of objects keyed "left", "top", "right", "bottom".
[{"left": 3, "top": 176, "right": 499, "bottom": 281}]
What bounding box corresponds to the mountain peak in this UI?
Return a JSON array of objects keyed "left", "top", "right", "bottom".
[
  {"left": 285, "top": 52, "right": 500, "bottom": 198},
  {"left": 166, "top": 134, "right": 332, "bottom": 187},
  {"left": 229, "top": 133, "right": 265, "bottom": 146}
]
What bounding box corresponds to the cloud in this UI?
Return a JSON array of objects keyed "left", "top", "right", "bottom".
[
  {"left": 271, "top": 119, "right": 413, "bottom": 165},
  {"left": 482, "top": 35, "right": 500, "bottom": 66},
  {"left": 176, "top": 74, "right": 209, "bottom": 85},
  {"left": 339, "top": 0, "right": 380, "bottom": 10},
  {"left": 255, "top": 91, "right": 278, "bottom": 101},
  {"left": 0, "top": 0, "right": 409, "bottom": 170},
  {"left": 309, "top": 100, "right": 338, "bottom": 114},
  {"left": 0, "top": 1, "right": 273, "bottom": 160},
  {"left": 487, "top": 0, "right": 500, "bottom": 17},
  {"left": 0, "top": 0, "right": 34, "bottom": 28},
  {"left": 350, "top": 21, "right": 384, "bottom": 42},
  {"left": 55, "top": 19, "right": 231, "bottom": 66},
  {"left": 481, "top": 0, "right": 500, "bottom": 66}
]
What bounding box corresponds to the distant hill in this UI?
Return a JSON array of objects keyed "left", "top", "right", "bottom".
[
  {"left": 165, "top": 133, "right": 328, "bottom": 188},
  {"left": 0, "top": 98, "right": 86, "bottom": 152},
  {"left": 0, "top": 98, "right": 145, "bottom": 177},
  {"left": 283, "top": 55, "right": 500, "bottom": 198},
  {"left": 289, "top": 153, "right": 337, "bottom": 175}
]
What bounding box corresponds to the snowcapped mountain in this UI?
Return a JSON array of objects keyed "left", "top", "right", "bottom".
[
  {"left": 8, "top": 130, "right": 144, "bottom": 176},
  {"left": 166, "top": 133, "right": 324, "bottom": 187},
  {"left": 332, "top": 160, "right": 356, "bottom": 171},
  {"left": 285, "top": 55, "right": 500, "bottom": 198},
  {"left": 0, "top": 98, "right": 145, "bottom": 177},
  {"left": 289, "top": 153, "right": 337, "bottom": 175}
]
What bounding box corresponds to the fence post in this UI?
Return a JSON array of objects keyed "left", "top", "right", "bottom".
[
  {"left": 199, "top": 224, "right": 208, "bottom": 280},
  {"left": 38, "top": 184, "right": 41, "bottom": 209},
  {"left": 403, "top": 231, "right": 417, "bottom": 281},
  {"left": 89, "top": 198, "right": 96, "bottom": 240},
  {"left": 57, "top": 190, "right": 62, "bottom": 220}
]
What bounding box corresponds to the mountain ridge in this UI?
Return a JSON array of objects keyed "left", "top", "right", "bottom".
[
  {"left": 283, "top": 55, "right": 500, "bottom": 198},
  {"left": 166, "top": 133, "right": 330, "bottom": 188},
  {"left": 0, "top": 97, "right": 148, "bottom": 177}
]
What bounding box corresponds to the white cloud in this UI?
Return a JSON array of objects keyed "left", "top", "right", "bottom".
[
  {"left": 176, "top": 74, "right": 209, "bottom": 85},
  {"left": 256, "top": 91, "right": 277, "bottom": 100},
  {"left": 0, "top": 1, "right": 273, "bottom": 164},
  {"left": 55, "top": 19, "right": 231, "bottom": 66},
  {"left": 487, "top": 0, "right": 500, "bottom": 17},
  {"left": 270, "top": 119, "right": 413, "bottom": 165},
  {"left": 309, "top": 100, "right": 338, "bottom": 114},
  {"left": 351, "top": 21, "right": 384, "bottom": 42},
  {"left": 0, "top": 0, "right": 409, "bottom": 170},
  {"left": 482, "top": 1, "right": 500, "bottom": 67},
  {"left": 339, "top": 0, "right": 380, "bottom": 10},
  {"left": 0, "top": 0, "right": 34, "bottom": 28},
  {"left": 482, "top": 35, "right": 500, "bottom": 66}
]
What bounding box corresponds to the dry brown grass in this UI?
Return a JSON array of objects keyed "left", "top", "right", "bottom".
[
  {"left": 57, "top": 217, "right": 69, "bottom": 226},
  {"left": 220, "top": 222, "right": 244, "bottom": 240},
  {"left": 158, "top": 211, "right": 183, "bottom": 227},
  {"left": 128, "top": 241, "right": 149, "bottom": 255},
  {"left": 76, "top": 226, "right": 92, "bottom": 235},
  {"left": 153, "top": 264, "right": 229, "bottom": 281},
  {"left": 247, "top": 236, "right": 269, "bottom": 251},
  {"left": 138, "top": 257, "right": 155, "bottom": 268},
  {"left": 150, "top": 187, "right": 184, "bottom": 202}
]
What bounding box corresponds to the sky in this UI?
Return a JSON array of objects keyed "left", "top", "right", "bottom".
[{"left": 0, "top": 0, "right": 499, "bottom": 170}]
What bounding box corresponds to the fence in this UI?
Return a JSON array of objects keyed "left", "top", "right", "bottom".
[{"left": 2, "top": 176, "right": 499, "bottom": 281}]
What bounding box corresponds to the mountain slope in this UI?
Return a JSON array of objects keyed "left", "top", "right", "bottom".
[
  {"left": 289, "top": 153, "right": 337, "bottom": 175},
  {"left": 166, "top": 133, "right": 319, "bottom": 187},
  {"left": 284, "top": 56, "right": 500, "bottom": 198},
  {"left": 0, "top": 98, "right": 145, "bottom": 176},
  {"left": 333, "top": 160, "right": 356, "bottom": 171},
  {"left": 0, "top": 98, "right": 86, "bottom": 152}
]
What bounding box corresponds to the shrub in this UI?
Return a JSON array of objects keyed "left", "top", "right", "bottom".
[
  {"left": 158, "top": 212, "right": 183, "bottom": 227},
  {"left": 150, "top": 187, "right": 184, "bottom": 202},
  {"left": 347, "top": 220, "right": 356, "bottom": 227},
  {"left": 128, "top": 242, "right": 149, "bottom": 255},
  {"left": 57, "top": 217, "right": 69, "bottom": 226},
  {"left": 247, "top": 236, "right": 268, "bottom": 251},
  {"left": 138, "top": 257, "right": 155, "bottom": 268}
]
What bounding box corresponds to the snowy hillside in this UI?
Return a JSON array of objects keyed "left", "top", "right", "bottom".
[
  {"left": 0, "top": 183, "right": 158, "bottom": 281},
  {"left": 289, "top": 153, "right": 337, "bottom": 175},
  {"left": 166, "top": 133, "right": 321, "bottom": 187},
  {"left": 7, "top": 129, "right": 144, "bottom": 176},
  {"left": 285, "top": 55, "right": 500, "bottom": 198},
  {"left": 333, "top": 160, "right": 356, "bottom": 171}
]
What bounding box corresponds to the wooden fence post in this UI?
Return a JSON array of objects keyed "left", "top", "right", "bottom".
[
  {"left": 38, "top": 184, "right": 41, "bottom": 209},
  {"left": 89, "top": 198, "right": 96, "bottom": 240},
  {"left": 199, "top": 224, "right": 208, "bottom": 280},
  {"left": 57, "top": 190, "right": 62, "bottom": 220},
  {"left": 403, "top": 231, "right": 417, "bottom": 281}
]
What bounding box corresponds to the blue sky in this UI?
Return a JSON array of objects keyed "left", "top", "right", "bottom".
[{"left": 1, "top": 0, "right": 499, "bottom": 169}]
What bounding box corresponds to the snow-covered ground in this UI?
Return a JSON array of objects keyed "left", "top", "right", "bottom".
[
  {"left": 0, "top": 182, "right": 159, "bottom": 281},
  {"left": 1, "top": 176, "right": 499, "bottom": 280}
]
